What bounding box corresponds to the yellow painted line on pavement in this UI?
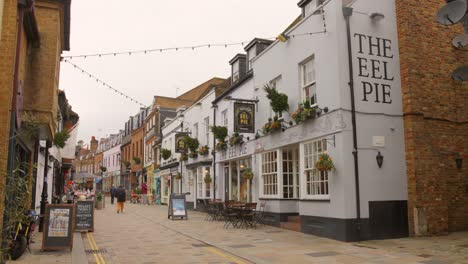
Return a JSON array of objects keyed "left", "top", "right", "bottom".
[
  {"left": 204, "top": 246, "right": 248, "bottom": 264},
  {"left": 86, "top": 232, "right": 106, "bottom": 264},
  {"left": 86, "top": 232, "right": 101, "bottom": 264}
]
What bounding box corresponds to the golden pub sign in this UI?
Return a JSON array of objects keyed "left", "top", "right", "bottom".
[{"left": 234, "top": 102, "right": 255, "bottom": 133}]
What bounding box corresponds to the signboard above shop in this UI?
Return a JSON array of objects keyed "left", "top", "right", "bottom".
[{"left": 234, "top": 102, "right": 255, "bottom": 133}]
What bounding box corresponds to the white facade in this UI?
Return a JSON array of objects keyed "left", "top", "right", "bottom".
[{"left": 102, "top": 132, "right": 123, "bottom": 191}]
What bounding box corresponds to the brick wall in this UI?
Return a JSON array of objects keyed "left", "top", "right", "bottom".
[
  {"left": 396, "top": 0, "right": 468, "bottom": 235},
  {"left": 0, "top": 0, "right": 17, "bottom": 242}
]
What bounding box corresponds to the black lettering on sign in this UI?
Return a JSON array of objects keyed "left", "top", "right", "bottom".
[{"left": 354, "top": 33, "right": 395, "bottom": 104}]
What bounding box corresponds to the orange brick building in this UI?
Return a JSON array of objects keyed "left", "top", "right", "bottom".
[{"left": 396, "top": 0, "right": 468, "bottom": 235}]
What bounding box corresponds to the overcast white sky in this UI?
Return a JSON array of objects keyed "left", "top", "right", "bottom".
[{"left": 59, "top": 0, "right": 301, "bottom": 143}]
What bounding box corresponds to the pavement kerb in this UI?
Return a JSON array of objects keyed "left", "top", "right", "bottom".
[
  {"left": 134, "top": 207, "right": 276, "bottom": 264},
  {"left": 72, "top": 231, "right": 88, "bottom": 264}
]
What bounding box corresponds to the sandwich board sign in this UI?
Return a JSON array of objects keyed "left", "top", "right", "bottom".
[
  {"left": 168, "top": 193, "right": 188, "bottom": 220},
  {"left": 74, "top": 200, "right": 94, "bottom": 232},
  {"left": 42, "top": 204, "right": 74, "bottom": 251}
]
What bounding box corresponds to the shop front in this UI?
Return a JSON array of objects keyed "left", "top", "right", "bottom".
[
  {"left": 159, "top": 165, "right": 179, "bottom": 204},
  {"left": 217, "top": 140, "right": 255, "bottom": 202},
  {"left": 185, "top": 161, "right": 213, "bottom": 209}
]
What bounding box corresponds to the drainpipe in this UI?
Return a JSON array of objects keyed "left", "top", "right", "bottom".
[
  {"left": 343, "top": 6, "right": 362, "bottom": 241},
  {"left": 0, "top": 0, "right": 4, "bottom": 43},
  {"left": 212, "top": 104, "right": 217, "bottom": 200}
]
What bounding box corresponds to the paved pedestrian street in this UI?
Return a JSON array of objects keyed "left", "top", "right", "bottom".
[{"left": 79, "top": 203, "right": 468, "bottom": 264}]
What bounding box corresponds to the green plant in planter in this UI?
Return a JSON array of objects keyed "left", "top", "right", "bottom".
[
  {"left": 211, "top": 126, "right": 227, "bottom": 141},
  {"left": 124, "top": 161, "right": 131, "bottom": 168},
  {"left": 135, "top": 187, "right": 142, "bottom": 195},
  {"left": 175, "top": 172, "right": 182, "bottom": 180},
  {"left": 315, "top": 151, "right": 335, "bottom": 172},
  {"left": 189, "top": 151, "right": 198, "bottom": 158},
  {"left": 204, "top": 172, "right": 212, "bottom": 184},
  {"left": 96, "top": 192, "right": 103, "bottom": 201},
  {"left": 184, "top": 136, "right": 199, "bottom": 152},
  {"left": 53, "top": 130, "right": 70, "bottom": 148},
  {"left": 242, "top": 168, "right": 254, "bottom": 181},
  {"left": 198, "top": 145, "right": 209, "bottom": 155},
  {"left": 264, "top": 84, "right": 289, "bottom": 116},
  {"left": 229, "top": 132, "right": 244, "bottom": 146},
  {"left": 133, "top": 157, "right": 141, "bottom": 165},
  {"left": 161, "top": 148, "right": 172, "bottom": 160},
  {"left": 100, "top": 166, "right": 107, "bottom": 172}
]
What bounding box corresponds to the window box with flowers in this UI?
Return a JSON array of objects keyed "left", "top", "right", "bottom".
[
  {"left": 198, "top": 145, "right": 209, "bottom": 156},
  {"left": 262, "top": 116, "right": 282, "bottom": 135},
  {"left": 204, "top": 172, "right": 212, "bottom": 184},
  {"left": 229, "top": 132, "right": 244, "bottom": 146},
  {"left": 291, "top": 100, "right": 317, "bottom": 125}
]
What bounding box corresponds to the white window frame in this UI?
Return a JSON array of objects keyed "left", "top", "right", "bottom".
[
  {"left": 301, "top": 138, "right": 330, "bottom": 200},
  {"left": 193, "top": 123, "right": 198, "bottom": 140},
  {"left": 196, "top": 166, "right": 212, "bottom": 199},
  {"left": 204, "top": 117, "right": 210, "bottom": 146},
  {"left": 300, "top": 56, "right": 317, "bottom": 107},
  {"left": 260, "top": 150, "right": 280, "bottom": 198},
  {"left": 221, "top": 110, "right": 228, "bottom": 127}
]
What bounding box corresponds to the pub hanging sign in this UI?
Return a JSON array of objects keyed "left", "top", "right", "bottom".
[
  {"left": 234, "top": 102, "right": 255, "bottom": 133},
  {"left": 175, "top": 133, "right": 187, "bottom": 153}
]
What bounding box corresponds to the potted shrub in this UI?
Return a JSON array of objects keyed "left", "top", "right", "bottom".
[
  {"left": 315, "top": 151, "right": 335, "bottom": 172},
  {"left": 204, "top": 172, "right": 212, "bottom": 184},
  {"left": 198, "top": 145, "right": 209, "bottom": 156},
  {"left": 229, "top": 132, "right": 244, "bottom": 146},
  {"left": 133, "top": 157, "right": 141, "bottom": 165},
  {"left": 161, "top": 148, "right": 172, "bottom": 160},
  {"left": 242, "top": 168, "right": 254, "bottom": 181},
  {"left": 264, "top": 84, "right": 289, "bottom": 117},
  {"left": 96, "top": 192, "right": 103, "bottom": 209},
  {"left": 175, "top": 172, "right": 182, "bottom": 180},
  {"left": 53, "top": 130, "right": 70, "bottom": 148},
  {"left": 100, "top": 166, "right": 107, "bottom": 173}
]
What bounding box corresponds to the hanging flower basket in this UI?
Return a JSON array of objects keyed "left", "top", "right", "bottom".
[
  {"left": 204, "top": 173, "right": 212, "bottom": 184},
  {"left": 161, "top": 148, "right": 172, "bottom": 160},
  {"left": 315, "top": 152, "right": 335, "bottom": 172},
  {"left": 242, "top": 168, "right": 254, "bottom": 181},
  {"left": 198, "top": 145, "right": 209, "bottom": 155},
  {"left": 189, "top": 152, "right": 198, "bottom": 159},
  {"left": 175, "top": 173, "right": 182, "bottom": 180}
]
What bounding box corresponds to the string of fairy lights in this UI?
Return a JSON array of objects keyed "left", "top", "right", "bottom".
[
  {"left": 62, "top": 8, "right": 328, "bottom": 107},
  {"left": 63, "top": 59, "right": 148, "bottom": 107},
  {"left": 61, "top": 31, "right": 327, "bottom": 60}
]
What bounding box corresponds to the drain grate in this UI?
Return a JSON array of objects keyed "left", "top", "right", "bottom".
[{"left": 85, "top": 249, "right": 108, "bottom": 254}]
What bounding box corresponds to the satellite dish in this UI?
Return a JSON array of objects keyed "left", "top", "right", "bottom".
[
  {"left": 452, "top": 65, "right": 468, "bottom": 81},
  {"left": 452, "top": 34, "right": 468, "bottom": 48},
  {"left": 437, "top": 0, "right": 468, "bottom": 25}
]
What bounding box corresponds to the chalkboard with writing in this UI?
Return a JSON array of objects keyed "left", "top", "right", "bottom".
[
  {"left": 42, "top": 204, "right": 74, "bottom": 251},
  {"left": 75, "top": 201, "right": 94, "bottom": 232}
]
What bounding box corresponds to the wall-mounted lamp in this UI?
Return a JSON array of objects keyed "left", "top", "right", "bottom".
[
  {"left": 376, "top": 151, "right": 384, "bottom": 168},
  {"left": 277, "top": 33, "right": 289, "bottom": 42},
  {"left": 455, "top": 155, "right": 463, "bottom": 170},
  {"left": 369, "top": 12, "right": 385, "bottom": 21},
  {"left": 316, "top": 106, "right": 329, "bottom": 116}
]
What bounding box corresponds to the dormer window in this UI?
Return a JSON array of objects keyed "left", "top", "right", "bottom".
[
  {"left": 247, "top": 48, "right": 256, "bottom": 71},
  {"left": 299, "top": 0, "right": 324, "bottom": 17},
  {"left": 232, "top": 60, "right": 240, "bottom": 82}
]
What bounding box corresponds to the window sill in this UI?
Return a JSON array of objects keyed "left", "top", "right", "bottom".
[
  {"left": 299, "top": 198, "right": 331, "bottom": 202},
  {"left": 259, "top": 198, "right": 299, "bottom": 201}
]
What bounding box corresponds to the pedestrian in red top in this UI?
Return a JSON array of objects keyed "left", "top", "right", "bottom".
[{"left": 141, "top": 182, "right": 148, "bottom": 205}]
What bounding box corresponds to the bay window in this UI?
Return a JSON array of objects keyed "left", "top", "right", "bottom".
[{"left": 260, "top": 148, "right": 299, "bottom": 199}]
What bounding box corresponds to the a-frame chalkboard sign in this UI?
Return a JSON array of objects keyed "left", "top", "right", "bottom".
[
  {"left": 167, "top": 193, "right": 188, "bottom": 220},
  {"left": 42, "top": 204, "right": 75, "bottom": 251}
]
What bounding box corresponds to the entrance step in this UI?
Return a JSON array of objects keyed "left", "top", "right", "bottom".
[
  {"left": 287, "top": 215, "right": 301, "bottom": 223},
  {"left": 280, "top": 221, "right": 301, "bottom": 232}
]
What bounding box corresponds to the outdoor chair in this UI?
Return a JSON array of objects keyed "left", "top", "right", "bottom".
[
  {"left": 238, "top": 203, "right": 257, "bottom": 229},
  {"left": 254, "top": 200, "right": 267, "bottom": 226},
  {"left": 223, "top": 203, "right": 240, "bottom": 229}
]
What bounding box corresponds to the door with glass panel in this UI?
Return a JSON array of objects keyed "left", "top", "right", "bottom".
[{"left": 282, "top": 148, "right": 299, "bottom": 199}]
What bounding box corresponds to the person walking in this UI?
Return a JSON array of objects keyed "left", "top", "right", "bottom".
[
  {"left": 110, "top": 185, "right": 116, "bottom": 205},
  {"left": 141, "top": 182, "right": 148, "bottom": 205},
  {"left": 116, "top": 185, "right": 126, "bottom": 213}
]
